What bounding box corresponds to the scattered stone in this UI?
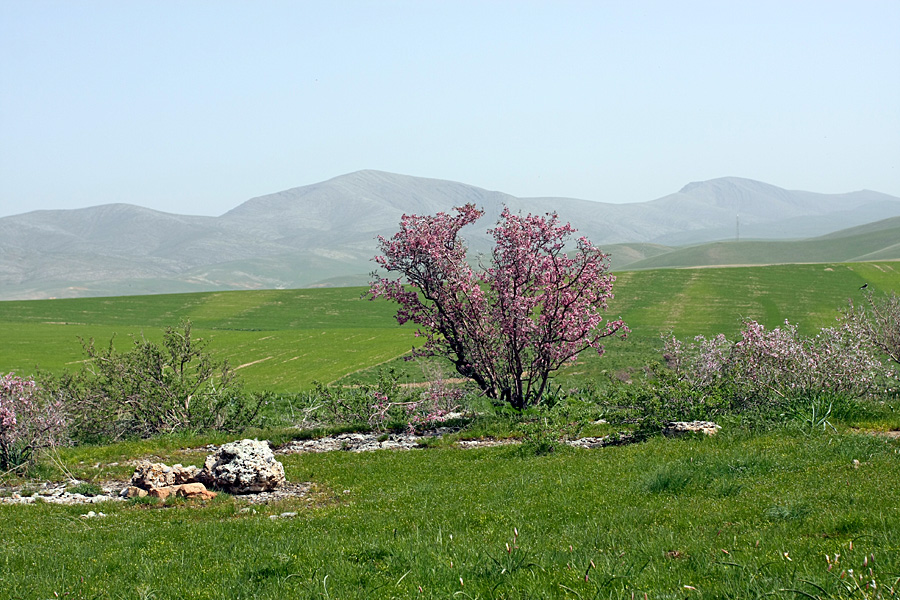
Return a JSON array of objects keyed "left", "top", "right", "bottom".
[
  {"left": 0, "top": 482, "right": 126, "bottom": 505},
  {"left": 852, "top": 459, "right": 861, "bottom": 469},
  {"left": 455, "top": 438, "right": 518, "bottom": 449},
  {"left": 663, "top": 421, "right": 720, "bottom": 437},
  {"left": 2, "top": 421, "right": 724, "bottom": 507},
  {"left": 80, "top": 511, "right": 106, "bottom": 518},
  {"left": 234, "top": 481, "right": 311, "bottom": 505},
  {"left": 277, "top": 432, "right": 424, "bottom": 454},
  {"left": 269, "top": 511, "right": 298, "bottom": 520},
  {"left": 567, "top": 433, "right": 635, "bottom": 449},
  {"left": 199, "top": 439, "right": 285, "bottom": 494}
]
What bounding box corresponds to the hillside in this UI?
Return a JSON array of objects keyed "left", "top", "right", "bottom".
[
  {"left": 1, "top": 171, "right": 899, "bottom": 300},
  {"left": 626, "top": 216, "right": 900, "bottom": 269}
]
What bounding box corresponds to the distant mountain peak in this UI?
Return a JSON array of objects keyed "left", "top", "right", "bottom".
[{"left": 678, "top": 177, "right": 782, "bottom": 195}]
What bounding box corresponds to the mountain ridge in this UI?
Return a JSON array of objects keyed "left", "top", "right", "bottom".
[{"left": 1, "top": 170, "right": 898, "bottom": 300}]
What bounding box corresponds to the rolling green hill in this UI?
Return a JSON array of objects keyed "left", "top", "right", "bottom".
[
  {"left": 0, "top": 262, "right": 897, "bottom": 391},
  {"left": 622, "top": 218, "right": 900, "bottom": 269}
]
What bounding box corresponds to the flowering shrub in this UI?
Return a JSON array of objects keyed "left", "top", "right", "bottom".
[
  {"left": 842, "top": 290, "right": 900, "bottom": 367},
  {"left": 406, "top": 364, "right": 466, "bottom": 432},
  {"left": 0, "top": 373, "right": 66, "bottom": 471},
  {"left": 370, "top": 204, "right": 627, "bottom": 410},
  {"left": 662, "top": 319, "right": 890, "bottom": 412},
  {"left": 314, "top": 367, "right": 467, "bottom": 432}
]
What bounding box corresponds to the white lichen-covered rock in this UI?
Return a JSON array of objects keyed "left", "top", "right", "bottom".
[
  {"left": 130, "top": 461, "right": 200, "bottom": 490},
  {"left": 198, "top": 439, "right": 285, "bottom": 494}
]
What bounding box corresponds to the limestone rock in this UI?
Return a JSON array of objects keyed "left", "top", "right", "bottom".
[
  {"left": 130, "top": 460, "right": 200, "bottom": 490},
  {"left": 198, "top": 439, "right": 285, "bottom": 494}
]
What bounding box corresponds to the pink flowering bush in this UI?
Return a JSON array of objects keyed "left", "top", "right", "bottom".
[
  {"left": 842, "top": 290, "right": 900, "bottom": 368},
  {"left": 406, "top": 364, "right": 466, "bottom": 433},
  {"left": 0, "top": 373, "right": 66, "bottom": 471},
  {"left": 370, "top": 204, "right": 627, "bottom": 410},
  {"left": 314, "top": 366, "right": 467, "bottom": 432},
  {"left": 662, "top": 319, "right": 890, "bottom": 411}
]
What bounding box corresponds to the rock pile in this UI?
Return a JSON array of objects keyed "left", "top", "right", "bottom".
[
  {"left": 0, "top": 482, "right": 125, "bottom": 505},
  {"left": 124, "top": 461, "right": 216, "bottom": 501},
  {"left": 125, "top": 439, "right": 286, "bottom": 499}
]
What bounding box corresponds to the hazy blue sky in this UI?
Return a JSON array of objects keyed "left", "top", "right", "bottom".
[{"left": 1, "top": 1, "right": 898, "bottom": 218}]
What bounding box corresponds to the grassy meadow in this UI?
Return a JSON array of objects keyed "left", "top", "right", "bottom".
[
  {"left": 1, "top": 261, "right": 899, "bottom": 599},
  {"left": 3, "top": 427, "right": 900, "bottom": 599}
]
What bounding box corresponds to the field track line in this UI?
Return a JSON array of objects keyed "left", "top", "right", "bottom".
[
  {"left": 234, "top": 356, "right": 273, "bottom": 370},
  {"left": 327, "top": 350, "right": 414, "bottom": 386}
]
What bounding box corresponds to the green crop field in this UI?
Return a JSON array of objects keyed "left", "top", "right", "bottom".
[
  {"left": 1, "top": 262, "right": 897, "bottom": 391},
  {"left": 0, "top": 288, "right": 418, "bottom": 391}
]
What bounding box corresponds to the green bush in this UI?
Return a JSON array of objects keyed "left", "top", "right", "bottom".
[{"left": 43, "top": 320, "right": 265, "bottom": 443}]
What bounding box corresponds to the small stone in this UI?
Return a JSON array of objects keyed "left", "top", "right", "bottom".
[
  {"left": 126, "top": 486, "right": 148, "bottom": 499},
  {"left": 852, "top": 459, "right": 860, "bottom": 469},
  {"left": 175, "top": 483, "right": 216, "bottom": 501},
  {"left": 148, "top": 483, "right": 216, "bottom": 501},
  {"left": 148, "top": 486, "right": 175, "bottom": 501},
  {"left": 279, "top": 511, "right": 297, "bottom": 518}
]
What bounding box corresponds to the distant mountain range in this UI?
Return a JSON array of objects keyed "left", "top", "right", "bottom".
[{"left": 1, "top": 170, "right": 899, "bottom": 300}]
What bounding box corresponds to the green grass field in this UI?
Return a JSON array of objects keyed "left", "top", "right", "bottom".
[
  {"left": 2, "top": 262, "right": 900, "bottom": 599},
  {"left": 1, "top": 262, "right": 896, "bottom": 391},
  {"left": 2, "top": 427, "right": 899, "bottom": 599}
]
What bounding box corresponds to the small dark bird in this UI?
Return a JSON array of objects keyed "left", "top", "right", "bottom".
[{"left": 859, "top": 283, "right": 868, "bottom": 289}]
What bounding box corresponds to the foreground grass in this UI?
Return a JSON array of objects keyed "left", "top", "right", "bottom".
[{"left": 2, "top": 427, "right": 899, "bottom": 599}]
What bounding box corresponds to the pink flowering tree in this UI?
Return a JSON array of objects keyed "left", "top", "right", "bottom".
[
  {"left": 0, "top": 373, "right": 67, "bottom": 471},
  {"left": 369, "top": 204, "right": 627, "bottom": 410}
]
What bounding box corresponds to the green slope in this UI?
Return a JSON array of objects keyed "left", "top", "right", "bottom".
[
  {"left": 625, "top": 220, "right": 900, "bottom": 269},
  {"left": 1, "top": 262, "right": 897, "bottom": 391}
]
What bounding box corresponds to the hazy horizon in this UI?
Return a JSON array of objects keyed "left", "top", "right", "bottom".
[{"left": 2, "top": 1, "right": 898, "bottom": 219}]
